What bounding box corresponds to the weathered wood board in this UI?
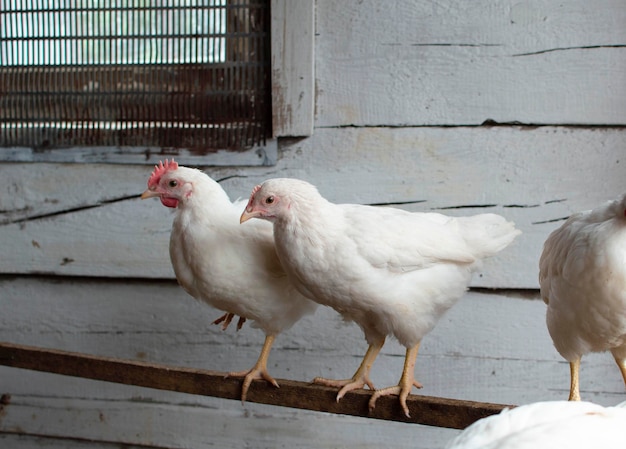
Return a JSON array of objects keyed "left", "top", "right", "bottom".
[
  {"left": 1, "top": 0, "right": 626, "bottom": 447},
  {"left": 315, "top": 0, "right": 626, "bottom": 126},
  {"left": 271, "top": 0, "right": 315, "bottom": 137},
  {"left": 1, "top": 277, "right": 625, "bottom": 448},
  {"left": 0, "top": 342, "right": 514, "bottom": 430},
  {"left": 1, "top": 126, "right": 624, "bottom": 288}
]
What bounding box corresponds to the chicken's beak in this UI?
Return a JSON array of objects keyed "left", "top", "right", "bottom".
[
  {"left": 240, "top": 208, "right": 258, "bottom": 224},
  {"left": 141, "top": 188, "right": 161, "bottom": 200}
]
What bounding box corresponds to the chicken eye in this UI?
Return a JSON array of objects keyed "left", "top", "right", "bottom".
[
  {"left": 169, "top": 180, "right": 178, "bottom": 188},
  {"left": 265, "top": 196, "right": 274, "bottom": 204}
]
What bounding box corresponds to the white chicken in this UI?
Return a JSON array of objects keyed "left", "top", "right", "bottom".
[
  {"left": 539, "top": 194, "right": 626, "bottom": 401},
  {"left": 445, "top": 400, "right": 626, "bottom": 449},
  {"left": 240, "top": 178, "right": 520, "bottom": 417},
  {"left": 141, "top": 161, "right": 317, "bottom": 402}
]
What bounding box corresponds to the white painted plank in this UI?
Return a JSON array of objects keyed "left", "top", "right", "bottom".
[
  {"left": 1, "top": 127, "right": 624, "bottom": 287},
  {"left": 0, "top": 391, "right": 459, "bottom": 449},
  {"left": 2, "top": 2, "right": 625, "bottom": 448},
  {"left": 315, "top": 0, "right": 626, "bottom": 125},
  {"left": 271, "top": 0, "right": 315, "bottom": 136},
  {"left": 0, "top": 434, "right": 154, "bottom": 449},
  {"left": 2, "top": 277, "right": 625, "bottom": 448},
  {"left": 0, "top": 142, "right": 277, "bottom": 166},
  {"left": 1, "top": 277, "right": 624, "bottom": 404}
]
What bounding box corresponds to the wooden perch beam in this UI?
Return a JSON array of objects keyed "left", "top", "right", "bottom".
[{"left": 0, "top": 341, "right": 513, "bottom": 430}]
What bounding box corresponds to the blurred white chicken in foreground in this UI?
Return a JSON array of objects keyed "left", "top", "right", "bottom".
[
  {"left": 445, "top": 400, "right": 626, "bottom": 449},
  {"left": 141, "top": 161, "right": 317, "bottom": 402},
  {"left": 240, "top": 178, "right": 520, "bottom": 417},
  {"left": 539, "top": 194, "right": 626, "bottom": 401}
]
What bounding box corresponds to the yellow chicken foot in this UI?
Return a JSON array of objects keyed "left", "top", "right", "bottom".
[
  {"left": 568, "top": 358, "right": 581, "bottom": 401},
  {"left": 212, "top": 312, "right": 235, "bottom": 331},
  {"left": 369, "top": 343, "right": 423, "bottom": 418},
  {"left": 227, "top": 334, "right": 279, "bottom": 403},
  {"left": 313, "top": 339, "right": 384, "bottom": 401}
]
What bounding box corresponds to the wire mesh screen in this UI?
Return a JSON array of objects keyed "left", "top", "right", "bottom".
[{"left": 0, "top": 0, "right": 271, "bottom": 154}]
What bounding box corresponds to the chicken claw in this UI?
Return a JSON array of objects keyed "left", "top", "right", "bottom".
[
  {"left": 369, "top": 379, "right": 423, "bottom": 418},
  {"left": 226, "top": 335, "right": 279, "bottom": 403},
  {"left": 229, "top": 366, "right": 279, "bottom": 404},
  {"left": 314, "top": 374, "right": 375, "bottom": 400},
  {"left": 313, "top": 340, "right": 383, "bottom": 401},
  {"left": 368, "top": 344, "right": 423, "bottom": 418}
]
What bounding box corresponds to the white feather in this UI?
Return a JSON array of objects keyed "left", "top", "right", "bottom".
[
  {"left": 539, "top": 194, "right": 626, "bottom": 365},
  {"left": 153, "top": 167, "right": 317, "bottom": 336},
  {"left": 446, "top": 400, "right": 626, "bottom": 449},
  {"left": 250, "top": 178, "right": 520, "bottom": 349}
]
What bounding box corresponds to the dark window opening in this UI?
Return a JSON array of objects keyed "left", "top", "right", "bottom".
[{"left": 0, "top": 0, "right": 272, "bottom": 162}]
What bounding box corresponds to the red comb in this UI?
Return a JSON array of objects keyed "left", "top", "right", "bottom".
[
  {"left": 148, "top": 159, "right": 178, "bottom": 188},
  {"left": 251, "top": 184, "right": 262, "bottom": 197}
]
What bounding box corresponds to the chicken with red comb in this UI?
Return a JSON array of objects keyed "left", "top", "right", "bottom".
[
  {"left": 142, "top": 161, "right": 317, "bottom": 402},
  {"left": 146, "top": 160, "right": 242, "bottom": 329}
]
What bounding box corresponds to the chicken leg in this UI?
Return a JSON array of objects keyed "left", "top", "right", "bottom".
[
  {"left": 611, "top": 352, "right": 626, "bottom": 390},
  {"left": 568, "top": 357, "right": 582, "bottom": 401},
  {"left": 369, "top": 342, "right": 423, "bottom": 418},
  {"left": 227, "top": 334, "right": 279, "bottom": 403},
  {"left": 313, "top": 338, "right": 385, "bottom": 401}
]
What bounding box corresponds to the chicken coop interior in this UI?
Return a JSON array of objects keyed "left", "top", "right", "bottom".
[{"left": 1, "top": 1, "right": 626, "bottom": 448}]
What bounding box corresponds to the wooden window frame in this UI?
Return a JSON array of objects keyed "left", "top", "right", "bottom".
[
  {"left": 270, "top": 0, "right": 314, "bottom": 139},
  {"left": 0, "top": 0, "right": 314, "bottom": 166}
]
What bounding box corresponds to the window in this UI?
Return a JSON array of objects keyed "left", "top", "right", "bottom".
[{"left": 0, "top": 0, "right": 281, "bottom": 165}]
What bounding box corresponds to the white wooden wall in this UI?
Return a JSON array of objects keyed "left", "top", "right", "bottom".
[{"left": 2, "top": 1, "right": 626, "bottom": 447}]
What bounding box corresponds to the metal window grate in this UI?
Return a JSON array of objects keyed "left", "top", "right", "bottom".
[{"left": 0, "top": 0, "right": 271, "bottom": 155}]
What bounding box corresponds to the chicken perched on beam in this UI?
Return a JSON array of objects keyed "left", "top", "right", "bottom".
[
  {"left": 241, "top": 178, "right": 520, "bottom": 417},
  {"left": 539, "top": 193, "right": 626, "bottom": 401},
  {"left": 141, "top": 161, "right": 317, "bottom": 402},
  {"left": 446, "top": 400, "right": 626, "bottom": 449}
]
